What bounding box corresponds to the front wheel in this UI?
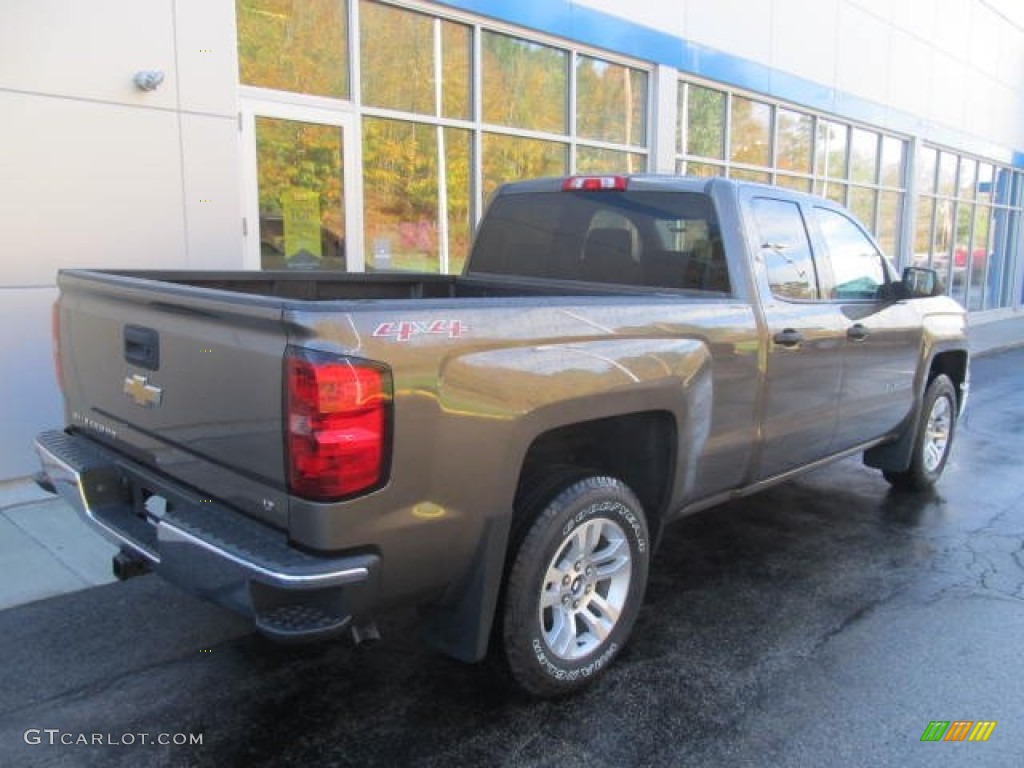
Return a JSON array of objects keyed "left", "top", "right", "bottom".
[
  {"left": 883, "top": 374, "right": 958, "bottom": 491},
  {"left": 500, "top": 475, "right": 650, "bottom": 698}
]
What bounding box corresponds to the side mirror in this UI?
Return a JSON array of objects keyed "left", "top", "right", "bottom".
[{"left": 899, "top": 266, "right": 941, "bottom": 299}]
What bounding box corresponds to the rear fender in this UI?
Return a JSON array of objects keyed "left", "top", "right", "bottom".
[{"left": 419, "top": 338, "right": 711, "bottom": 661}]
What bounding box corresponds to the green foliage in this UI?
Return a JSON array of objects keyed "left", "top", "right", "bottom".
[
  {"left": 482, "top": 31, "right": 567, "bottom": 134},
  {"left": 577, "top": 56, "right": 645, "bottom": 146},
  {"left": 237, "top": 0, "right": 348, "bottom": 98},
  {"left": 240, "top": 0, "right": 649, "bottom": 273},
  {"left": 686, "top": 85, "right": 725, "bottom": 159}
]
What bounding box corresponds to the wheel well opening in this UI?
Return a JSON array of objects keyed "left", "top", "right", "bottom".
[
  {"left": 929, "top": 351, "right": 968, "bottom": 409},
  {"left": 514, "top": 412, "right": 676, "bottom": 537}
]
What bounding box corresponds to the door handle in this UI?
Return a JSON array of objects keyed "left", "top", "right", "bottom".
[
  {"left": 124, "top": 325, "right": 160, "bottom": 370},
  {"left": 773, "top": 328, "right": 803, "bottom": 347},
  {"left": 847, "top": 323, "right": 869, "bottom": 342}
]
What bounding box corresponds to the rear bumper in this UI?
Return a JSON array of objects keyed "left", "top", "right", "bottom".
[{"left": 35, "top": 429, "right": 379, "bottom": 641}]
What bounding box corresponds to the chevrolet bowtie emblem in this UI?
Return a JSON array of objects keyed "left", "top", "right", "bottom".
[{"left": 123, "top": 374, "right": 163, "bottom": 408}]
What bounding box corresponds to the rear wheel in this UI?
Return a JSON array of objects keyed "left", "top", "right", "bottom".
[
  {"left": 500, "top": 475, "right": 650, "bottom": 698},
  {"left": 883, "top": 374, "right": 957, "bottom": 491}
]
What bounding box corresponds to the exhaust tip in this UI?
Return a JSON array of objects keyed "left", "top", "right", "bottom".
[
  {"left": 349, "top": 619, "right": 381, "bottom": 646},
  {"left": 112, "top": 550, "right": 152, "bottom": 580}
]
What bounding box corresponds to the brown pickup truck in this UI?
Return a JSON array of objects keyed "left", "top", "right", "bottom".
[{"left": 36, "top": 175, "right": 968, "bottom": 696}]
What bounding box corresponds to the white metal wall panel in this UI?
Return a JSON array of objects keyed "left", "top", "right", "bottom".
[
  {"left": 0, "top": 289, "right": 63, "bottom": 478},
  {"left": 772, "top": 0, "right": 840, "bottom": 88},
  {"left": 179, "top": 113, "right": 244, "bottom": 270},
  {"left": 0, "top": 92, "right": 187, "bottom": 285},
  {"left": 0, "top": 0, "right": 178, "bottom": 108},
  {"left": 174, "top": 0, "right": 241, "bottom": 117},
  {"left": 0, "top": 0, "right": 241, "bottom": 479}
]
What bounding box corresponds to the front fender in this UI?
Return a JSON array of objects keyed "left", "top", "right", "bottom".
[{"left": 864, "top": 300, "right": 967, "bottom": 472}]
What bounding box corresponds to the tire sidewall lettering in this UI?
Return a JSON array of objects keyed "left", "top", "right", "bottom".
[
  {"left": 561, "top": 500, "right": 647, "bottom": 554},
  {"left": 531, "top": 637, "right": 620, "bottom": 682}
]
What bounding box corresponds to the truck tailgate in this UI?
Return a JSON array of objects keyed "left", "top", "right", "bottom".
[{"left": 56, "top": 271, "right": 291, "bottom": 527}]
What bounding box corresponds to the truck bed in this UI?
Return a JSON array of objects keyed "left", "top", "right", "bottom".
[{"left": 92, "top": 269, "right": 679, "bottom": 303}]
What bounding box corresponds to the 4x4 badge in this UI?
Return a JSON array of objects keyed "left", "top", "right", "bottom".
[{"left": 124, "top": 374, "right": 163, "bottom": 408}]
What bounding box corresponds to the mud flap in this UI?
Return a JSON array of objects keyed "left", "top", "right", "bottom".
[{"left": 418, "top": 516, "right": 510, "bottom": 663}]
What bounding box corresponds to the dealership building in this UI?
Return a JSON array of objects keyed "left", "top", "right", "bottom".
[{"left": 2, "top": 0, "right": 1023, "bottom": 480}]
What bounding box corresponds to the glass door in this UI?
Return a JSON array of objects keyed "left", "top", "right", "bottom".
[{"left": 240, "top": 100, "right": 362, "bottom": 271}]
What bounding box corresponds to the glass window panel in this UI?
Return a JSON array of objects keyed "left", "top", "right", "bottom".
[
  {"left": 360, "top": 1, "right": 434, "bottom": 114},
  {"left": 750, "top": 197, "right": 819, "bottom": 300},
  {"left": 950, "top": 202, "right": 972, "bottom": 303},
  {"left": 937, "top": 152, "right": 957, "bottom": 197},
  {"left": 850, "top": 129, "right": 878, "bottom": 184},
  {"left": 958, "top": 157, "right": 977, "bottom": 201},
  {"left": 237, "top": 0, "right": 349, "bottom": 98},
  {"left": 815, "top": 207, "right": 885, "bottom": 300},
  {"left": 681, "top": 161, "right": 724, "bottom": 178},
  {"left": 934, "top": 199, "right": 954, "bottom": 254},
  {"left": 815, "top": 121, "right": 848, "bottom": 179},
  {"left": 985, "top": 205, "right": 1009, "bottom": 309},
  {"left": 686, "top": 84, "right": 726, "bottom": 159},
  {"left": 849, "top": 186, "right": 877, "bottom": 232},
  {"left": 913, "top": 195, "right": 935, "bottom": 267},
  {"left": 482, "top": 31, "right": 567, "bottom": 134},
  {"left": 776, "top": 109, "right": 813, "bottom": 174},
  {"left": 255, "top": 117, "right": 346, "bottom": 271},
  {"left": 482, "top": 133, "right": 567, "bottom": 202},
  {"left": 443, "top": 127, "right": 472, "bottom": 274},
  {"left": 362, "top": 117, "right": 439, "bottom": 272},
  {"left": 976, "top": 163, "right": 994, "bottom": 204},
  {"left": 993, "top": 166, "right": 1015, "bottom": 206},
  {"left": 990, "top": 181, "right": 1018, "bottom": 307},
  {"left": 441, "top": 20, "right": 472, "bottom": 119},
  {"left": 775, "top": 174, "right": 812, "bottom": 192},
  {"left": 917, "top": 146, "right": 937, "bottom": 195},
  {"left": 730, "top": 96, "right": 772, "bottom": 166},
  {"left": 968, "top": 205, "right": 991, "bottom": 310},
  {"left": 576, "top": 56, "right": 647, "bottom": 147},
  {"left": 576, "top": 147, "right": 646, "bottom": 174},
  {"left": 880, "top": 136, "right": 905, "bottom": 188},
  {"left": 877, "top": 191, "right": 903, "bottom": 259},
  {"left": 730, "top": 168, "right": 771, "bottom": 183},
  {"left": 814, "top": 180, "right": 848, "bottom": 205},
  {"left": 926, "top": 199, "right": 955, "bottom": 283}
]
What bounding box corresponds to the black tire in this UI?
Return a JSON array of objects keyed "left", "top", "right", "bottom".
[
  {"left": 500, "top": 475, "right": 650, "bottom": 698},
  {"left": 883, "top": 374, "right": 958, "bottom": 491}
]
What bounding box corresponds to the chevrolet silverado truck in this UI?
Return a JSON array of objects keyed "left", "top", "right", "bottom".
[{"left": 36, "top": 175, "right": 968, "bottom": 697}]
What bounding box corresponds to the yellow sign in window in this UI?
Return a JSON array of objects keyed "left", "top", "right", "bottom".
[{"left": 282, "top": 188, "right": 322, "bottom": 263}]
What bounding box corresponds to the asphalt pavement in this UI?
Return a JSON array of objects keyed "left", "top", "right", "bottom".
[{"left": 0, "top": 311, "right": 1022, "bottom": 766}]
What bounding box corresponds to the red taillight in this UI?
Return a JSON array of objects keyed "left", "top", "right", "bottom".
[
  {"left": 561, "top": 175, "right": 628, "bottom": 192},
  {"left": 51, "top": 301, "right": 64, "bottom": 393},
  {"left": 285, "top": 349, "right": 392, "bottom": 501}
]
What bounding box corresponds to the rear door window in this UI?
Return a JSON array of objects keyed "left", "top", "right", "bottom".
[{"left": 750, "top": 197, "right": 820, "bottom": 301}]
